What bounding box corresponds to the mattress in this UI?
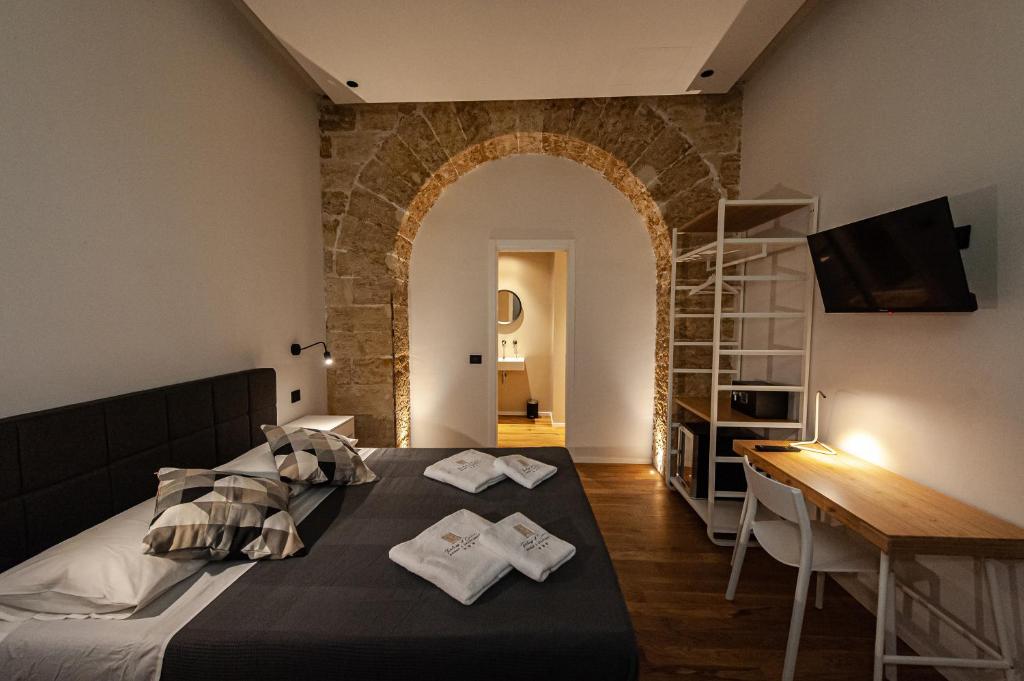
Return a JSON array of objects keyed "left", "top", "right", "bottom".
[{"left": 161, "top": 447, "right": 638, "bottom": 681}]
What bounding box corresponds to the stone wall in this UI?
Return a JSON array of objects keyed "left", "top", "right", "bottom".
[{"left": 319, "top": 94, "right": 741, "bottom": 449}]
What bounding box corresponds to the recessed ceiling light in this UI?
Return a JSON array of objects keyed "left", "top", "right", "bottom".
[
  {"left": 700, "top": 69, "right": 715, "bottom": 78},
  {"left": 346, "top": 80, "right": 359, "bottom": 88}
]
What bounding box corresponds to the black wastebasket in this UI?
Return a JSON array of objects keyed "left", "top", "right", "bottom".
[{"left": 526, "top": 399, "right": 539, "bottom": 420}]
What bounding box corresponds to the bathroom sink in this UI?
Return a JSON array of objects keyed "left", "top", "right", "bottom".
[{"left": 497, "top": 357, "right": 525, "bottom": 371}]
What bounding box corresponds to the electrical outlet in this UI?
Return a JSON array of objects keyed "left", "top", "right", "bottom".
[{"left": 290, "top": 389, "right": 301, "bottom": 403}]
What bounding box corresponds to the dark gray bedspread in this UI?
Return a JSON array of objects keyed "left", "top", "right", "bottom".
[{"left": 161, "top": 447, "right": 638, "bottom": 681}]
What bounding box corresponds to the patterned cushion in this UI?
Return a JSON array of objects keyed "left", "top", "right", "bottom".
[
  {"left": 142, "top": 468, "right": 303, "bottom": 561},
  {"left": 261, "top": 425, "right": 378, "bottom": 487}
]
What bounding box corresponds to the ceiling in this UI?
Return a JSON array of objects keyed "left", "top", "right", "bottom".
[{"left": 241, "top": 0, "right": 805, "bottom": 103}]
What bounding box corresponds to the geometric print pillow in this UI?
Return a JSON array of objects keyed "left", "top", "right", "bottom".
[
  {"left": 261, "top": 425, "right": 378, "bottom": 488},
  {"left": 142, "top": 468, "right": 304, "bottom": 561}
]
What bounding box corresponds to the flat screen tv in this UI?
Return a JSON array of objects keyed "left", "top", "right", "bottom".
[{"left": 807, "top": 197, "right": 976, "bottom": 313}]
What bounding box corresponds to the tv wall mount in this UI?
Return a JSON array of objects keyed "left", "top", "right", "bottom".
[{"left": 955, "top": 224, "right": 971, "bottom": 249}]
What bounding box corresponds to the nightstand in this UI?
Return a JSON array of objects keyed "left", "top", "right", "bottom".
[{"left": 284, "top": 414, "right": 355, "bottom": 439}]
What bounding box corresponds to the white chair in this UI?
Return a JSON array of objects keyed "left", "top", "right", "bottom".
[{"left": 726, "top": 457, "right": 879, "bottom": 681}]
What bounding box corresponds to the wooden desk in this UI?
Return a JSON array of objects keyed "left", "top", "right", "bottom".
[
  {"left": 734, "top": 440, "right": 1024, "bottom": 558},
  {"left": 733, "top": 440, "right": 1023, "bottom": 680}
]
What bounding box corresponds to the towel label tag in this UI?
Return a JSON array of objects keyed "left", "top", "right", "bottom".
[
  {"left": 520, "top": 531, "right": 552, "bottom": 553},
  {"left": 516, "top": 457, "right": 539, "bottom": 474},
  {"left": 441, "top": 531, "right": 479, "bottom": 557},
  {"left": 513, "top": 523, "right": 535, "bottom": 537},
  {"left": 454, "top": 458, "right": 480, "bottom": 471}
]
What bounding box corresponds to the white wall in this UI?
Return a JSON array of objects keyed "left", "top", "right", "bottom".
[
  {"left": 409, "top": 155, "right": 655, "bottom": 462},
  {"left": 0, "top": 0, "right": 326, "bottom": 422},
  {"left": 742, "top": 1, "right": 1024, "bottom": 674}
]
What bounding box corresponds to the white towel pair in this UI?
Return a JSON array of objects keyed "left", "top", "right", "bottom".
[
  {"left": 424, "top": 451, "right": 557, "bottom": 493},
  {"left": 493, "top": 454, "right": 558, "bottom": 489},
  {"left": 390, "top": 510, "right": 576, "bottom": 604},
  {"left": 479, "top": 512, "right": 576, "bottom": 582},
  {"left": 423, "top": 450, "right": 505, "bottom": 493},
  {"left": 388, "top": 509, "right": 511, "bottom": 605}
]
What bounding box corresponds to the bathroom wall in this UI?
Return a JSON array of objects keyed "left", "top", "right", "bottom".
[{"left": 497, "top": 252, "right": 555, "bottom": 415}]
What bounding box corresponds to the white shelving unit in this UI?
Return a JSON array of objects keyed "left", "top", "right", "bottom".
[{"left": 665, "top": 197, "right": 819, "bottom": 546}]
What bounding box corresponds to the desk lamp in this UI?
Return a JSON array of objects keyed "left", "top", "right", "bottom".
[{"left": 793, "top": 390, "right": 836, "bottom": 454}]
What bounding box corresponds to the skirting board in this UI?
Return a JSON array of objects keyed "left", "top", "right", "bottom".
[
  {"left": 497, "top": 411, "right": 564, "bottom": 427},
  {"left": 573, "top": 454, "right": 651, "bottom": 464},
  {"left": 497, "top": 410, "right": 554, "bottom": 417},
  {"left": 568, "top": 452, "right": 653, "bottom": 464}
]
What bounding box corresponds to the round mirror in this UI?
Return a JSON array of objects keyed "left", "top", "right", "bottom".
[{"left": 497, "top": 289, "right": 523, "bottom": 324}]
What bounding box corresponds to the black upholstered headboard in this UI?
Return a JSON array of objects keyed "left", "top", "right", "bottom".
[{"left": 0, "top": 368, "right": 276, "bottom": 571}]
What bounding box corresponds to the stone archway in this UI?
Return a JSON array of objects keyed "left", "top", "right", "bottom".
[
  {"left": 319, "top": 96, "right": 741, "bottom": 460},
  {"left": 393, "top": 132, "right": 691, "bottom": 462}
]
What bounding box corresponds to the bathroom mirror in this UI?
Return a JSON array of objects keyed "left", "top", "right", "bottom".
[{"left": 497, "top": 289, "right": 523, "bottom": 324}]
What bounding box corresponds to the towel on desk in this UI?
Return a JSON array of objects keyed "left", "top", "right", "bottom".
[
  {"left": 423, "top": 450, "right": 505, "bottom": 493},
  {"left": 478, "top": 512, "right": 576, "bottom": 582},
  {"left": 494, "top": 454, "right": 557, "bottom": 489},
  {"left": 389, "top": 509, "right": 512, "bottom": 605}
]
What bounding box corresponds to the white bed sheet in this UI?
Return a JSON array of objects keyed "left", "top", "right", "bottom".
[{"left": 0, "top": 448, "right": 379, "bottom": 681}]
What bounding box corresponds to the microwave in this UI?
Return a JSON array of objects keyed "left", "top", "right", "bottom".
[{"left": 676, "top": 422, "right": 756, "bottom": 499}]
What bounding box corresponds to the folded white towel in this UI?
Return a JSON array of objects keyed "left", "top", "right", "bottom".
[
  {"left": 478, "top": 512, "right": 576, "bottom": 582},
  {"left": 494, "top": 454, "right": 557, "bottom": 489},
  {"left": 389, "top": 509, "right": 512, "bottom": 605},
  {"left": 423, "top": 450, "right": 505, "bottom": 493}
]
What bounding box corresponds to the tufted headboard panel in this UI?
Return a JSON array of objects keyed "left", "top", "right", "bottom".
[{"left": 0, "top": 368, "right": 276, "bottom": 571}]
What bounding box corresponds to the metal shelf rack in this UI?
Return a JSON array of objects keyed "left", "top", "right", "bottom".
[{"left": 665, "top": 197, "right": 819, "bottom": 546}]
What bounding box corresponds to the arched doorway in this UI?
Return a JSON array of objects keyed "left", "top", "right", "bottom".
[{"left": 393, "top": 134, "right": 681, "bottom": 465}]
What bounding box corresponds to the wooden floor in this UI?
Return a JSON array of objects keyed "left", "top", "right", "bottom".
[
  {"left": 497, "top": 414, "right": 565, "bottom": 447},
  {"left": 576, "top": 463, "right": 944, "bottom": 681}
]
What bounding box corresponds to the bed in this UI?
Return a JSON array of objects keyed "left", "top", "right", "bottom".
[{"left": 0, "top": 369, "right": 637, "bottom": 681}]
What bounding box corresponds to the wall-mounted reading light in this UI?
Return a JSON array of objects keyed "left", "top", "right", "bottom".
[{"left": 291, "top": 341, "right": 333, "bottom": 366}]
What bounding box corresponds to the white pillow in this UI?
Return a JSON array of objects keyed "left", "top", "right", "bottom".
[
  {"left": 0, "top": 443, "right": 292, "bottom": 621},
  {"left": 218, "top": 442, "right": 316, "bottom": 497},
  {"left": 0, "top": 500, "right": 205, "bottom": 621},
  {"left": 216, "top": 442, "right": 278, "bottom": 476}
]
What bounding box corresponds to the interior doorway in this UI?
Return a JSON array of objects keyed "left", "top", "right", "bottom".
[{"left": 491, "top": 241, "right": 572, "bottom": 448}]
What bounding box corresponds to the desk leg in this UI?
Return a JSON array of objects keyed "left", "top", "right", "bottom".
[
  {"left": 985, "top": 560, "right": 1020, "bottom": 681},
  {"left": 885, "top": 563, "right": 898, "bottom": 681},
  {"left": 874, "top": 552, "right": 891, "bottom": 681}
]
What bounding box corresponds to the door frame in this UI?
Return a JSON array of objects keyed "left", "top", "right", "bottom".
[{"left": 488, "top": 239, "right": 576, "bottom": 448}]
